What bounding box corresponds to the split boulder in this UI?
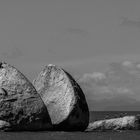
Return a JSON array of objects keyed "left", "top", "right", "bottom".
[
  {"left": 33, "top": 64, "right": 89, "bottom": 131},
  {"left": 0, "top": 62, "right": 52, "bottom": 131}
]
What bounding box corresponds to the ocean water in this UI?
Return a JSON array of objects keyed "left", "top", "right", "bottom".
[{"left": 1, "top": 111, "right": 140, "bottom": 140}]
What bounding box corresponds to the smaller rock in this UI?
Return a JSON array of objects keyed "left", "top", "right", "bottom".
[
  {"left": 0, "top": 120, "right": 11, "bottom": 130},
  {"left": 86, "top": 115, "right": 140, "bottom": 131}
]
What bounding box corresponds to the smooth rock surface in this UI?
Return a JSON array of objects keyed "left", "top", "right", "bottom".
[
  {"left": 33, "top": 64, "right": 89, "bottom": 131},
  {"left": 86, "top": 115, "right": 140, "bottom": 131},
  {"left": 0, "top": 62, "right": 52, "bottom": 131}
]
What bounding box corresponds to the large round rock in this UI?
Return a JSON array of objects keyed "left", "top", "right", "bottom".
[
  {"left": 33, "top": 64, "right": 89, "bottom": 131},
  {"left": 0, "top": 62, "right": 52, "bottom": 131}
]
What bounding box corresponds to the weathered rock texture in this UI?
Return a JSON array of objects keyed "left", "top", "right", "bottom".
[
  {"left": 33, "top": 64, "right": 89, "bottom": 131},
  {"left": 86, "top": 115, "right": 140, "bottom": 131},
  {"left": 0, "top": 62, "right": 52, "bottom": 131}
]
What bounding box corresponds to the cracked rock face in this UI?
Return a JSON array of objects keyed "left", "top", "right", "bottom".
[
  {"left": 0, "top": 62, "right": 52, "bottom": 131},
  {"left": 33, "top": 64, "right": 89, "bottom": 131}
]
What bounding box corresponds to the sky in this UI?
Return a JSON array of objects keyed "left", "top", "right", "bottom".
[
  {"left": 79, "top": 61, "right": 140, "bottom": 111},
  {"left": 1, "top": 0, "right": 140, "bottom": 110}
]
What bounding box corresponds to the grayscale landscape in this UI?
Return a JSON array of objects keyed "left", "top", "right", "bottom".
[{"left": 0, "top": 0, "right": 140, "bottom": 139}]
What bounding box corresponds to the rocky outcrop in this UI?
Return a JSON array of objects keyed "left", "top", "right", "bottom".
[
  {"left": 86, "top": 115, "right": 140, "bottom": 131},
  {"left": 0, "top": 62, "right": 52, "bottom": 131},
  {"left": 33, "top": 64, "right": 89, "bottom": 131}
]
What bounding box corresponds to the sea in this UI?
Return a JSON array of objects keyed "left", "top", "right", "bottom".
[{"left": 1, "top": 111, "right": 140, "bottom": 140}]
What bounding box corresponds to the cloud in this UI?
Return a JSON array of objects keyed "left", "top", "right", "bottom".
[
  {"left": 122, "top": 61, "right": 134, "bottom": 67},
  {"left": 136, "top": 64, "right": 140, "bottom": 69},
  {"left": 78, "top": 61, "right": 140, "bottom": 111},
  {"left": 79, "top": 72, "right": 106, "bottom": 83},
  {"left": 80, "top": 82, "right": 138, "bottom": 111},
  {"left": 88, "top": 97, "right": 140, "bottom": 111},
  {"left": 120, "top": 17, "right": 140, "bottom": 28},
  {"left": 64, "top": 27, "right": 89, "bottom": 37}
]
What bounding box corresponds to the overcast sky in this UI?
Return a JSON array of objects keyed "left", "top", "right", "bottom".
[
  {"left": 1, "top": 0, "right": 140, "bottom": 110},
  {"left": 0, "top": 0, "right": 140, "bottom": 78}
]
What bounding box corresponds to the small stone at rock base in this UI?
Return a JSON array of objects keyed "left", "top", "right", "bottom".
[{"left": 0, "top": 120, "right": 11, "bottom": 130}]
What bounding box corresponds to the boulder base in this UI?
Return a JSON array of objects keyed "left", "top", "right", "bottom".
[
  {"left": 0, "top": 62, "right": 52, "bottom": 131},
  {"left": 33, "top": 64, "right": 89, "bottom": 131}
]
